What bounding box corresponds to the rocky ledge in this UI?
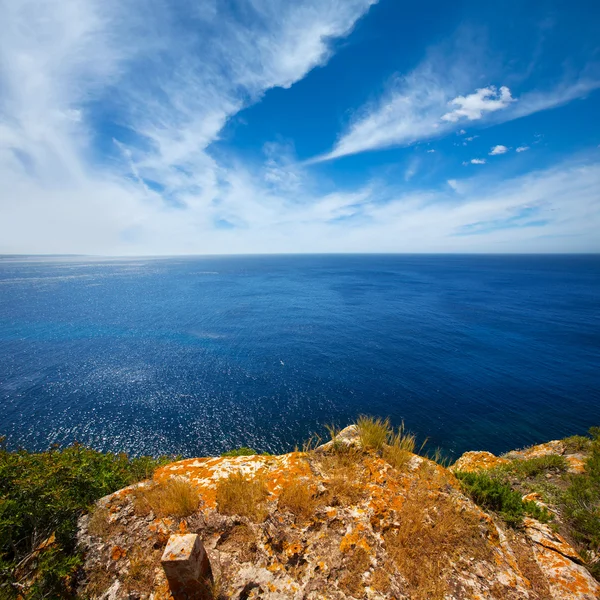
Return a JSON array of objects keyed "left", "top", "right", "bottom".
[{"left": 77, "top": 428, "right": 600, "bottom": 600}]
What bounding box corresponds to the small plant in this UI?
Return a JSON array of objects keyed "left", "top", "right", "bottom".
[
  {"left": 383, "top": 421, "right": 416, "bottom": 470},
  {"left": 560, "top": 427, "right": 600, "bottom": 580},
  {"left": 455, "top": 471, "right": 551, "bottom": 526},
  {"left": 278, "top": 477, "right": 318, "bottom": 521},
  {"left": 87, "top": 506, "right": 115, "bottom": 540},
  {"left": 355, "top": 415, "right": 391, "bottom": 451},
  {"left": 221, "top": 447, "right": 258, "bottom": 457},
  {"left": 563, "top": 435, "right": 592, "bottom": 453},
  {"left": 215, "top": 471, "right": 269, "bottom": 521},
  {"left": 501, "top": 454, "right": 568, "bottom": 479},
  {"left": 426, "top": 447, "right": 451, "bottom": 468},
  {"left": 300, "top": 433, "right": 323, "bottom": 453},
  {"left": 133, "top": 477, "right": 200, "bottom": 518}
]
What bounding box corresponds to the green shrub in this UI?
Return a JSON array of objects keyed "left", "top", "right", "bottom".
[
  {"left": 455, "top": 471, "right": 551, "bottom": 526},
  {"left": 0, "top": 442, "right": 172, "bottom": 599},
  {"left": 502, "top": 454, "right": 568, "bottom": 479},
  {"left": 560, "top": 427, "right": 600, "bottom": 580},
  {"left": 221, "top": 447, "right": 258, "bottom": 457},
  {"left": 563, "top": 435, "right": 592, "bottom": 453}
]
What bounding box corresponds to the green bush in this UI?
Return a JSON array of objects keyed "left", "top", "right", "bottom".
[
  {"left": 560, "top": 427, "right": 600, "bottom": 580},
  {"left": 0, "top": 441, "right": 172, "bottom": 599},
  {"left": 562, "top": 435, "right": 592, "bottom": 453},
  {"left": 455, "top": 471, "right": 551, "bottom": 527},
  {"left": 502, "top": 454, "right": 568, "bottom": 478},
  {"left": 221, "top": 447, "right": 258, "bottom": 457}
]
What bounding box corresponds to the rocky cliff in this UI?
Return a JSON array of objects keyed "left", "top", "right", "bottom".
[{"left": 77, "top": 427, "right": 600, "bottom": 600}]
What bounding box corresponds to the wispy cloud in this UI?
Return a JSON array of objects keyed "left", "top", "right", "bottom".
[
  {"left": 516, "top": 146, "right": 530, "bottom": 152},
  {"left": 0, "top": 0, "right": 377, "bottom": 252},
  {"left": 312, "top": 33, "right": 600, "bottom": 162}
]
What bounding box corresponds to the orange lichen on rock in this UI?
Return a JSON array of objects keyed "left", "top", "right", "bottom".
[
  {"left": 451, "top": 450, "right": 511, "bottom": 472},
  {"left": 565, "top": 454, "right": 586, "bottom": 474},
  {"left": 110, "top": 545, "right": 127, "bottom": 561},
  {"left": 78, "top": 426, "right": 600, "bottom": 600}
]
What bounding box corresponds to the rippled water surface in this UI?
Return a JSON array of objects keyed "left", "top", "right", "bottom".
[{"left": 1, "top": 254, "right": 599, "bottom": 458}]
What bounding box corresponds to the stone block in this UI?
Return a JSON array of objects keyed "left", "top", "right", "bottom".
[{"left": 161, "top": 534, "right": 213, "bottom": 600}]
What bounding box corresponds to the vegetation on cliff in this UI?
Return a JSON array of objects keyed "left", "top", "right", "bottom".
[
  {"left": 0, "top": 440, "right": 172, "bottom": 599},
  {"left": 562, "top": 427, "right": 600, "bottom": 578}
]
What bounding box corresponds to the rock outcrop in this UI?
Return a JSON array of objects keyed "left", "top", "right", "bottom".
[{"left": 77, "top": 428, "right": 600, "bottom": 600}]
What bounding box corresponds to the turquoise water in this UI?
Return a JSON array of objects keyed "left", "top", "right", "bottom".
[{"left": 0, "top": 254, "right": 599, "bottom": 458}]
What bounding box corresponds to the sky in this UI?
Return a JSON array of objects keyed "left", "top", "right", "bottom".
[{"left": 1, "top": 0, "right": 599, "bottom": 255}]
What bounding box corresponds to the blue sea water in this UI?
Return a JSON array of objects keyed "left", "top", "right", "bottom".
[{"left": 0, "top": 254, "right": 599, "bottom": 459}]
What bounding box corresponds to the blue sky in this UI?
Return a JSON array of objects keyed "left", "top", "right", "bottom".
[{"left": 1, "top": 0, "right": 599, "bottom": 254}]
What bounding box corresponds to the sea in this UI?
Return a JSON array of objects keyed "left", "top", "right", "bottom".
[{"left": 0, "top": 254, "right": 599, "bottom": 460}]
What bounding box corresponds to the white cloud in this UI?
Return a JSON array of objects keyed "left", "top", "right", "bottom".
[
  {"left": 426, "top": 149, "right": 435, "bottom": 153},
  {"left": 311, "top": 31, "right": 600, "bottom": 163},
  {"left": 489, "top": 145, "right": 509, "bottom": 155},
  {"left": 516, "top": 146, "right": 530, "bottom": 152},
  {"left": 470, "top": 158, "right": 486, "bottom": 164},
  {"left": 1, "top": 3, "right": 599, "bottom": 255},
  {"left": 441, "top": 86, "right": 515, "bottom": 122},
  {"left": 0, "top": 0, "right": 377, "bottom": 253}
]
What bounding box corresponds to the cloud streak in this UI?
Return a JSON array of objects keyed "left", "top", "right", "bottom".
[{"left": 312, "top": 34, "right": 600, "bottom": 163}]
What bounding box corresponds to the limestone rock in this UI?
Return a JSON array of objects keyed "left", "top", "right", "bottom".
[
  {"left": 78, "top": 433, "right": 600, "bottom": 600},
  {"left": 451, "top": 450, "right": 510, "bottom": 472}
]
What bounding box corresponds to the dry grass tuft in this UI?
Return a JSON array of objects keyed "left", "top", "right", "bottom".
[
  {"left": 87, "top": 506, "right": 115, "bottom": 539},
  {"left": 356, "top": 415, "right": 391, "bottom": 451},
  {"left": 318, "top": 447, "right": 367, "bottom": 507},
  {"left": 384, "top": 476, "right": 491, "bottom": 600},
  {"left": 133, "top": 478, "right": 200, "bottom": 518},
  {"left": 124, "top": 547, "right": 161, "bottom": 595},
  {"left": 216, "top": 523, "right": 257, "bottom": 563},
  {"left": 215, "top": 471, "right": 269, "bottom": 521},
  {"left": 383, "top": 421, "right": 416, "bottom": 470},
  {"left": 278, "top": 478, "right": 319, "bottom": 521},
  {"left": 506, "top": 530, "right": 552, "bottom": 599},
  {"left": 339, "top": 547, "right": 371, "bottom": 596},
  {"left": 370, "top": 564, "right": 392, "bottom": 593},
  {"left": 84, "top": 565, "right": 115, "bottom": 597}
]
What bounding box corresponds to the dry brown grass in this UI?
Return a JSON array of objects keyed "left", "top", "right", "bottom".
[
  {"left": 84, "top": 565, "right": 115, "bottom": 597},
  {"left": 278, "top": 478, "right": 319, "bottom": 521},
  {"left": 370, "top": 565, "right": 392, "bottom": 593},
  {"left": 124, "top": 546, "right": 161, "bottom": 595},
  {"left": 383, "top": 422, "right": 417, "bottom": 470},
  {"left": 133, "top": 478, "right": 200, "bottom": 518},
  {"left": 506, "top": 530, "right": 552, "bottom": 599},
  {"left": 215, "top": 471, "right": 269, "bottom": 521},
  {"left": 384, "top": 477, "right": 491, "bottom": 600},
  {"left": 339, "top": 547, "right": 371, "bottom": 596},
  {"left": 87, "top": 506, "right": 115, "bottom": 539},
  {"left": 318, "top": 446, "right": 367, "bottom": 507},
  {"left": 216, "top": 523, "right": 258, "bottom": 564},
  {"left": 356, "top": 415, "right": 391, "bottom": 451}
]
